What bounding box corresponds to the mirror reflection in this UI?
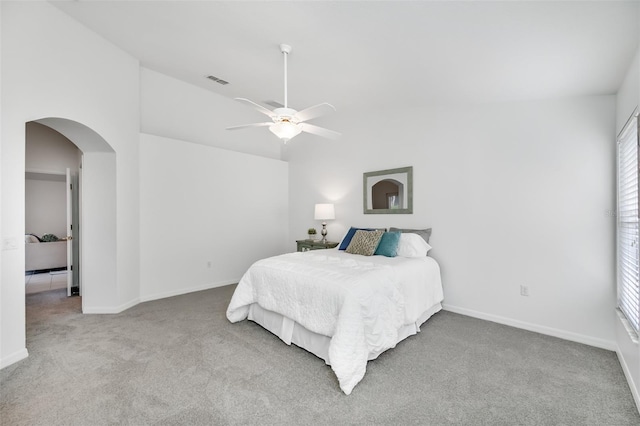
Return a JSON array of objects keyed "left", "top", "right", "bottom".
[
  {"left": 372, "top": 179, "right": 403, "bottom": 209},
  {"left": 363, "top": 166, "right": 413, "bottom": 214}
]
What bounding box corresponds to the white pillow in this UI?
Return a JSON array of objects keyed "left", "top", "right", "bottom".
[
  {"left": 25, "top": 234, "right": 39, "bottom": 244},
  {"left": 396, "top": 233, "right": 432, "bottom": 257}
]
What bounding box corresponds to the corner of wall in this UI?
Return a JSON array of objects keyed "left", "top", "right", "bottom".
[{"left": 0, "top": 348, "right": 28, "bottom": 370}]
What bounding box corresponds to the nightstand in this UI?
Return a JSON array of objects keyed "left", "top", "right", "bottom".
[{"left": 296, "top": 240, "right": 339, "bottom": 252}]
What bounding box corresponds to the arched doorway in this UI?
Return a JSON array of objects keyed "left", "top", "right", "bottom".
[
  {"left": 30, "top": 118, "right": 117, "bottom": 314},
  {"left": 25, "top": 122, "right": 81, "bottom": 297}
]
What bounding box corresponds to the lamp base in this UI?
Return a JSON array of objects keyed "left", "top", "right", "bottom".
[{"left": 321, "top": 222, "right": 328, "bottom": 243}]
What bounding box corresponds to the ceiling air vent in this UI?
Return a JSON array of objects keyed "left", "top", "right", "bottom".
[{"left": 206, "top": 75, "right": 229, "bottom": 85}]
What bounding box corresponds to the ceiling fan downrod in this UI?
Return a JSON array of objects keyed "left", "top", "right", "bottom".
[{"left": 280, "top": 44, "right": 292, "bottom": 109}]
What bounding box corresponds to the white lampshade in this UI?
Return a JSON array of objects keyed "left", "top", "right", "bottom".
[
  {"left": 314, "top": 203, "right": 335, "bottom": 221},
  {"left": 269, "top": 121, "right": 302, "bottom": 142}
]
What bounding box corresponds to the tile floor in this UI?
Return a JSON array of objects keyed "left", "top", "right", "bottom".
[{"left": 25, "top": 270, "right": 68, "bottom": 294}]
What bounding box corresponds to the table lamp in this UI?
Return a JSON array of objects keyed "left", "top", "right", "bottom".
[{"left": 314, "top": 203, "right": 335, "bottom": 243}]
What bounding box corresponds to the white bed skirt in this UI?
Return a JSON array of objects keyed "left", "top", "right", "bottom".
[{"left": 248, "top": 302, "right": 442, "bottom": 365}]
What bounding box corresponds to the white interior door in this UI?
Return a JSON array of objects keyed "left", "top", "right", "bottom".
[
  {"left": 72, "top": 172, "right": 80, "bottom": 295},
  {"left": 66, "top": 168, "right": 73, "bottom": 296}
]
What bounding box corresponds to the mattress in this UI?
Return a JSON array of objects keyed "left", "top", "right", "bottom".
[{"left": 227, "top": 249, "right": 444, "bottom": 394}]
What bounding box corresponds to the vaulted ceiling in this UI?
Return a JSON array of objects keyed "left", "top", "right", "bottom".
[{"left": 51, "top": 1, "right": 639, "bottom": 112}]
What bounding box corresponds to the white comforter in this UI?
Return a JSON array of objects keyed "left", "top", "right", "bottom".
[{"left": 226, "top": 250, "right": 443, "bottom": 395}]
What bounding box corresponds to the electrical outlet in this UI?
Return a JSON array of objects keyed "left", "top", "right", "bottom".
[{"left": 520, "top": 285, "right": 529, "bottom": 297}]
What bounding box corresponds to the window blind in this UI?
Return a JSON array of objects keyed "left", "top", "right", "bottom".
[{"left": 617, "top": 112, "right": 640, "bottom": 333}]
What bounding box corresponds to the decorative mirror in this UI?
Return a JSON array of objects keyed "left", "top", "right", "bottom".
[{"left": 363, "top": 166, "right": 413, "bottom": 214}]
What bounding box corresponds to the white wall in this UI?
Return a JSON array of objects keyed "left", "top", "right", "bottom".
[
  {"left": 140, "top": 68, "right": 284, "bottom": 160},
  {"left": 25, "top": 122, "right": 80, "bottom": 174},
  {"left": 617, "top": 51, "right": 639, "bottom": 134},
  {"left": 81, "top": 152, "right": 118, "bottom": 310},
  {"left": 139, "top": 133, "right": 289, "bottom": 301},
  {"left": 25, "top": 178, "right": 66, "bottom": 238},
  {"left": 1, "top": 1, "right": 140, "bottom": 366},
  {"left": 616, "top": 47, "right": 640, "bottom": 409},
  {"left": 287, "top": 95, "right": 616, "bottom": 349}
]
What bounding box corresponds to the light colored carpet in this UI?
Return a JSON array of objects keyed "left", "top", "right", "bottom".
[{"left": 1, "top": 285, "right": 638, "bottom": 425}]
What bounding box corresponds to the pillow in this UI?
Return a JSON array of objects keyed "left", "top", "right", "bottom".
[
  {"left": 338, "top": 227, "right": 386, "bottom": 250},
  {"left": 396, "top": 233, "right": 432, "bottom": 258},
  {"left": 25, "top": 234, "right": 40, "bottom": 244},
  {"left": 374, "top": 231, "right": 401, "bottom": 257},
  {"left": 345, "top": 230, "right": 384, "bottom": 256},
  {"left": 389, "top": 227, "right": 432, "bottom": 243}
]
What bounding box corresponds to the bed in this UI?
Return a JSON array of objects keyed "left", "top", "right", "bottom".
[{"left": 226, "top": 229, "right": 444, "bottom": 395}]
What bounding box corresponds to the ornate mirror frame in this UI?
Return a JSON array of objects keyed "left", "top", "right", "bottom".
[{"left": 363, "top": 166, "right": 413, "bottom": 214}]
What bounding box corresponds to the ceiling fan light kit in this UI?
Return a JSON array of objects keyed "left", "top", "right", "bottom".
[
  {"left": 226, "top": 43, "right": 340, "bottom": 143},
  {"left": 269, "top": 121, "right": 302, "bottom": 142}
]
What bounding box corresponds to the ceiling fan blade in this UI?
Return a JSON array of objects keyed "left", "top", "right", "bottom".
[
  {"left": 234, "top": 98, "right": 276, "bottom": 118},
  {"left": 226, "top": 122, "right": 272, "bottom": 131},
  {"left": 294, "top": 103, "right": 336, "bottom": 122},
  {"left": 300, "top": 123, "right": 341, "bottom": 140}
]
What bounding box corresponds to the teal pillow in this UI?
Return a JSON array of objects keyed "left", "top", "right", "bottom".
[{"left": 374, "top": 231, "right": 401, "bottom": 257}]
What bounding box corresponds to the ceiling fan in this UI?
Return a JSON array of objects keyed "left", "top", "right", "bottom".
[{"left": 226, "top": 44, "right": 341, "bottom": 143}]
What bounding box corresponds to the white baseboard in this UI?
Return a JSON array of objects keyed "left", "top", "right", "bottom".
[
  {"left": 442, "top": 303, "right": 616, "bottom": 351},
  {"left": 83, "top": 297, "right": 140, "bottom": 314},
  {"left": 139, "top": 279, "right": 237, "bottom": 303},
  {"left": 81, "top": 280, "right": 237, "bottom": 314},
  {"left": 0, "top": 348, "right": 29, "bottom": 369},
  {"left": 616, "top": 347, "right": 640, "bottom": 413}
]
